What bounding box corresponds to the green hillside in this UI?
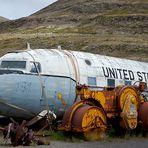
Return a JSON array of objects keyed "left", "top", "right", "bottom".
[{"left": 0, "top": 0, "right": 147, "bottom": 61}]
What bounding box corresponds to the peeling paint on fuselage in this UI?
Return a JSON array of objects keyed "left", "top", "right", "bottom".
[
  {"left": 0, "top": 48, "right": 148, "bottom": 119},
  {"left": 0, "top": 73, "right": 76, "bottom": 119}
]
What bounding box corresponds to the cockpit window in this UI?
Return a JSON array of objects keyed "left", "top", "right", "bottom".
[
  {"left": 30, "top": 62, "right": 41, "bottom": 73},
  {"left": 1, "top": 61, "right": 26, "bottom": 69}
]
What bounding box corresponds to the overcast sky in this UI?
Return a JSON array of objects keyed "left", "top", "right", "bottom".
[{"left": 0, "top": 0, "right": 57, "bottom": 20}]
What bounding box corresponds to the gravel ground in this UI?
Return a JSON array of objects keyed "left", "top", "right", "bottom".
[
  {"left": 45, "top": 139, "right": 148, "bottom": 148},
  {"left": 0, "top": 136, "right": 148, "bottom": 148}
]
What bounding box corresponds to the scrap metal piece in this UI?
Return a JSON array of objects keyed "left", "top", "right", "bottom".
[
  {"left": 2, "top": 120, "right": 45, "bottom": 146},
  {"left": 27, "top": 110, "right": 56, "bottom": 126}
]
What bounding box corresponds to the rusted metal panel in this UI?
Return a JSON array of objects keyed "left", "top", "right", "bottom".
[
  {"left": 139, "top": 102, "right": 148, "bottom": 130},
  {"left": 71, "top": 105, "right": 90, "bottom": 129}
]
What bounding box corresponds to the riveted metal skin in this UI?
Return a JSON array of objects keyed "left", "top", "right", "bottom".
[{"left": 138, "top": 102, "right": 148, "bottom": 130}]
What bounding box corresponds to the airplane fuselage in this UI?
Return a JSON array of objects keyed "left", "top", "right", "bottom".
[{"left": 0, "top": 49, "right": 147, "bottom": 119}]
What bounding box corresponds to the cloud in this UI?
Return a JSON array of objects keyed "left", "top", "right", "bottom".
[{"left": 0, "top": 0, "right": 57, "bottom": 20}]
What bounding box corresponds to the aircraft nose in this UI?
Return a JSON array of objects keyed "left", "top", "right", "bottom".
[{"left": 0, "top": 74, "right": 41, "bottom": 118}]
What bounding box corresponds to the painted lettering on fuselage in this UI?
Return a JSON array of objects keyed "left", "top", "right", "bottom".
[{"left": 102, "top": 67, "right": 148, "bottom": 82}]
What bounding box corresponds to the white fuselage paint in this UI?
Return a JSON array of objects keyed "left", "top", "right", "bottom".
[{"left": 0, "top": 49, "right": 147, "bottom": 119}]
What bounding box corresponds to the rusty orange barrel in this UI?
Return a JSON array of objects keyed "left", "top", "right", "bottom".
[
  {"left": 60, "top": 101, "right": 107, "bottom": 133},
  {"left": 138, "top": 102, "right": 148, "bottom": 129},
  {"left": 71, "top": 105, "right": 107, "bottom": 132},
  {"left": 60, "top": 101, "right": 85, "bottom": 130},
  {"left": 71, "top": 105, "right": 91, "bottom": 130}
]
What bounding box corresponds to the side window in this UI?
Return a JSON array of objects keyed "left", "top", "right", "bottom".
[
  {"left": 107, "top": 79, "right": 115, "bottom": 87},
  {"left": 30, "top": 62, "right": 41, "bottom": 73},
  {"left": 88, "top": 77, "right": 96, "bottom": 86},
  {"left": 125, "top": 81, "right": 132, "bottom": 85}
]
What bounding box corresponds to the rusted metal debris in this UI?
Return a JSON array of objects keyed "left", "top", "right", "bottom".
[
  {"left": 0, "top": 110, "right": 56, "bottom": 146},
  {"left": 1, "top": 120, "right": 45, "bottom": 146}
]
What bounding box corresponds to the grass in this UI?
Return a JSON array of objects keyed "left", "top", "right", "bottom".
[
  {"left": 105, "top": 9, "right": 148, "bottom": 17},
  {"left": 107, "top": 129, "right": 145, "bottom": 142},
  {"left": 34, "top": 127, "right": 148, "bottom": 143},
  {"left": 36, "top": 130, "right": 85, "bottom": 142},
  {"left": 0, "top": 32, "right": 148, "bottom": 62},
  {"left": 22, "top": 25, "right": 97, "bottom": 34},
  {"left": 0, "top": 7, "right": 148, "bottom": 61}
]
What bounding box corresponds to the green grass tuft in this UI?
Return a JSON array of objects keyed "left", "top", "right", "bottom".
[{"left": 36, "top": 130, "right": 85, "bottom": 142}]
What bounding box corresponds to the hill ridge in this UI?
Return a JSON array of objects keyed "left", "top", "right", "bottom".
[
  {"left": 0, "top": 0, "right": 147, "bottom": 61},
  {"left": 0, "top": 16, "right": 9, "bottom": 22}
]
